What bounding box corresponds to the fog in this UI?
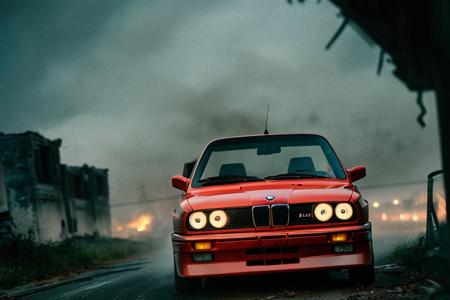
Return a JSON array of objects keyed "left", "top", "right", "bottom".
[{"left": 0, "top": 0, "right": 442, "bottom": 258}]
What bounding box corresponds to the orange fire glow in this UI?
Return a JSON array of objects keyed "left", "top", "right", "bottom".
[
  {"left": 435, "top": 192, "right": 447, "bottom": 223},
  {"left": 127, "top": 214, "right": 153, "bottom": 232}
]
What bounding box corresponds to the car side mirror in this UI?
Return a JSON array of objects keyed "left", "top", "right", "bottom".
[
  {"left": 348, "top": 166, "right": 366, "bottom": 182},
  {"left": 172, "top": 175, "right": 190, "bottom": 192}
]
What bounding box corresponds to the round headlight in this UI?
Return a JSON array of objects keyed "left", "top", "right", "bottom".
[
  {"left": 335, "top": 203, "right": 353, "bottom": 220},
  {"left": 188, "top": 211, "right": 207, "bottom": 230},
  {"left": 209, "top": 210, "right": 228, "bottom": 228},
  {"left": 314, "top": 203, "right": 333, "bottom": 222}
]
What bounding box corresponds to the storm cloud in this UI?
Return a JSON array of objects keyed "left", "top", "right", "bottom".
[{"left": 0, "top": 0, "right": 441, "bottom": 225}]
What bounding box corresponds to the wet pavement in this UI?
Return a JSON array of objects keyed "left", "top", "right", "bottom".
[{"left": 20, "top": 258, "right": 427, "bottom": 300}]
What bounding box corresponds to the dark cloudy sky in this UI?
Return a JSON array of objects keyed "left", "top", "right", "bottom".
[{"left": 0, "top": 0, "right": 441, "bottom": 223}]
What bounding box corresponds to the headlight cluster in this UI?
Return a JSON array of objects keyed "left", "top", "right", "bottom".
[
  {"left": 188, "top": 210, "right": 228, "bottom": 230},
  {"left": 313, "top": 203, "right": 353, "bottom": 222}
]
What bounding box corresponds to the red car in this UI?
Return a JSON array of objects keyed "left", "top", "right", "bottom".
[{"left": 171, "top": 133, "right": 373, "bottom": 292}]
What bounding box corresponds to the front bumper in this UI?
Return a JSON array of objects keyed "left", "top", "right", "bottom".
[{"left": 172, "top": 223, "right": 373, "bottom": 278}]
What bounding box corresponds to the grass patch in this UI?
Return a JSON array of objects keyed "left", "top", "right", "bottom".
[
  {"left": 0, "top": 237, "right": 155, "bottom": 289},
  {"left": 388, "top": 237, "right": 428, "bottom": 267},
  {"left": 386, "top": 236, "right": 449, "bottom": 285}
]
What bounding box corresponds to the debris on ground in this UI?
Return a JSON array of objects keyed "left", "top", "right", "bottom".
[
  {"left": 374, "top": 264, "right": 406, "bottom": 274},
  {"left": 258, "top": 289, "right": 296, "bottom": 300},
  {"left": 386, "top": 286, "right": 403, "bottom": 294}
]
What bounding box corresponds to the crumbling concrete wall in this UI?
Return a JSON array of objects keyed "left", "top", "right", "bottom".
[
  {"left": 61, "top": 165, "right": 111, "bottom": 238},
  {"left": 0, "top": 133, "right": 65, "bottom": 241},
  {"left": 74, "top": 199, "right": 96, "bottom": 236},
  {"left": 27, "top": 133, "right": 66, "bottom": 241},
  {"left": 0, "top": 132, "right": 111, "bottom": 243},
  {"left": 95, "top": 203, "right": 112, "bottom": 237},
  {"left": 0, "top": 133, "right": 40, "bottom": 240},
  {"left": 91, "top": 168, "right": 111, "bottom": 237},
  {"left": 35, "top": 185, "right": 68, "bottom": 241},
  {"left": 0, "top": 162, "right": 15, "bottom": 242},
  {"left": 0, "top": 163, "right": 8, "bottom": 213}
]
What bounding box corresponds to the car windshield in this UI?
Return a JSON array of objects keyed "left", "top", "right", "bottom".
[{"left": 191, "top": 135, "right": 346, "bottom": 187}]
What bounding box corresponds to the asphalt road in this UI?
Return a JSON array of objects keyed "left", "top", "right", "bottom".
[{"left": 21, "top": 256, "right": 426, "bottom": 300}]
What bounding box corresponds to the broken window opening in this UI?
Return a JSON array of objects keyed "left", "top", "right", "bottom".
[
  {"left": 73, "top": 174, "right": 86, "bottom": 198},
  {"left": 96, "top": 175, "right": 106, "bottom": 197},
  {"left": 72, "top": 219, "right": 78, "bottom": 233},
  {"left": 35, "top": 145, "right": 55, "bottom": 184}
]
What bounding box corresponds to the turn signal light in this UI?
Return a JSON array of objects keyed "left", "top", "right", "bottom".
[
  {"left": 331, "top": 233, "right": 348, "bottom": 242},
  {"left": 194, "top": 241, "right": 212, "bottom": 250}
]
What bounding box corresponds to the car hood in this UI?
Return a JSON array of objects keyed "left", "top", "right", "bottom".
[{"left": 185, "top": 180, "right": 354, "bottom": 211}]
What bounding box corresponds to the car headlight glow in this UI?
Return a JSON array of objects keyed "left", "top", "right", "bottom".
[
  {"left": 209, "top": 210, "right": 228, "bottom": 228},
  {"left": 335, "top": 203, "right": 353, "bottom": 220},
  {"left": 188, "top": 211, "right": 207, "bottom": 229},
  {"left": 314, "top": 203, "right": 333, "bottom": 222}
]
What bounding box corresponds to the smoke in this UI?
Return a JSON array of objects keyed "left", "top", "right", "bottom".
[{"left": 0, "top": 0, "right": 442, "bottom": 257}]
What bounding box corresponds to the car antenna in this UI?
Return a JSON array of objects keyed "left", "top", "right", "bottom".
[{"left": 264, "top": 104, "right": 270, "bottom": 135}]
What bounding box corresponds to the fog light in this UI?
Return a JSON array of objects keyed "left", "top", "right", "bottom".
[
  {"left": 192, "top": 252, "right": 213, "bottom": 262},
  {"left": 334, "top": 244, "right": 353, "bottom": 253},
  {"left": 193, "top": 241, "right": 212, "bottom": 250},
  {"left": 331, "top": 233, "right": 348, "bottom": 242}
]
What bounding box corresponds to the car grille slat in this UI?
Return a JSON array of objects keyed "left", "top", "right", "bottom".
[
  {"left": 271, "top": 204, "right": 289, "bottom": 226},
  {"left": 252, "top": 205, "right": 270, "bottom": 227}
]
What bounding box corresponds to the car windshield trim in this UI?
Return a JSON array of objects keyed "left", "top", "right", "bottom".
[
  {"left": 198, "top": 175, "right": 264, "bottom": 186},
  {"left": 264, "top": 172, "right": 330, "bottom": 180},
  {"left": 191, "top": 134, "right": 347, "bottom": 188}
]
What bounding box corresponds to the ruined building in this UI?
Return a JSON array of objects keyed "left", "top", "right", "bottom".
[
  {"left": 0, "top": 132, "right": 111, "bottom": 243},
  {"left": 60, "top": 165, "right": 111, "bottom": 237}
]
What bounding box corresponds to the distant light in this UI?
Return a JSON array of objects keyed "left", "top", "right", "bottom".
[
  {"left": 400, "top": 213, "right": 405, "bottom": 221},
  {"left": 412, "top": 214, "right": 419, "bottom": 222},
  {"left": 373, "top": 202, "right": 380, "bottom": 208},
  {"left": 381, "top": 213, "right": 387, "bottom": 221},
  {"left": 393, "top": 199, "right": 400, "bottom": 205}
]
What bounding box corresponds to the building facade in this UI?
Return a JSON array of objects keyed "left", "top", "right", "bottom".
[
  {"left": 61, "top": 165, "right": 111, "bottom": 237},
  {"left": 0, "top": 131, "right": 111, "bottom": 243}
]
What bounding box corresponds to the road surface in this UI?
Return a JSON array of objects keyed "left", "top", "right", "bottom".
[{"left": 22, "top": 255, "right": 426, "bottom": 300}]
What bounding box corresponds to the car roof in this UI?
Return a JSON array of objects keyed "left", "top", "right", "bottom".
[{"left": 206, "top": 133, "right": 328, "bottom": 144}]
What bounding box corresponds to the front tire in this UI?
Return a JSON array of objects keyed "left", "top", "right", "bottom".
[
  {"left": 349, "top": 261, "right": 375, "bottom": 285},
  {"left": 349, "top": 248, "right": 375, "bottom": 285},
  {"left": 173, "top": 257, "right": 201, "bottom": 293}
]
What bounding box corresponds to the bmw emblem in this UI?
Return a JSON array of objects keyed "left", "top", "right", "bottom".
[{"left": 266, "top": 195, "right": 275, "bottom": 201}]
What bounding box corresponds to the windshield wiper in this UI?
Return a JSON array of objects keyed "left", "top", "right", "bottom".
[
  {"left": 199, "top": 175, "right": 264, "bottom": 186},
  {"left": 264, "top": 172, "right": 329, "bottom": 180}
]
